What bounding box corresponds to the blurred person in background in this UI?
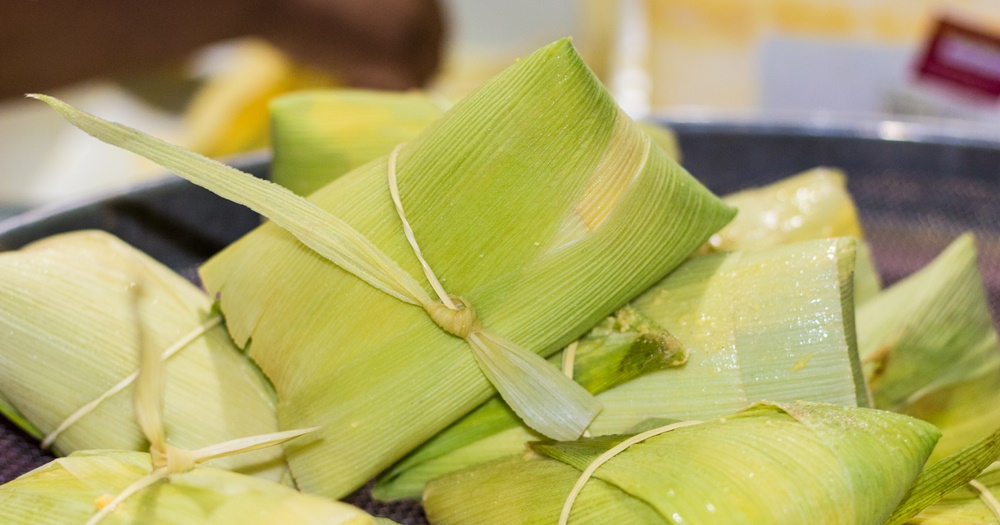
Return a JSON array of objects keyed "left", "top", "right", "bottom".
[{"left": 0, "top": 0, "right": 443, "bottom": 99}]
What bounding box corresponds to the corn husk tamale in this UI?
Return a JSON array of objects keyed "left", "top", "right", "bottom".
[
  {"left": 268, "top": 90, "right": 682, "bottom": 197},
  {"left": 708, "top": 167, "right": 882, "bottom": 305},
  {"left": 35, "top": 39, "right": 735, "bottom": 499},
  {"left": 0, "top": 451, "right": 382, "bottom": 525},
  {"left": 373, "top": 307, "right": 688, "bottom": 500},
  {"left": 423, "top": 401, "right": 940, "bottom": 524},
  {"left": 857, "top": 233, "right": 1000, "bottom": 459},
  {"left": 0, "top": 231, "right": 286, "bottom": 480},
  {"left": 270, "top": 90, "right": 444, "bottom": 195},
  {"left": 375, "top": 236, "right": 868, "bottom": 500},
  {"left": 0, "top": 264, "right": 384, "bottom": 525}
]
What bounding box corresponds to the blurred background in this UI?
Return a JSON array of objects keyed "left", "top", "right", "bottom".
[{"left": 2, "top": 0, "right": 1000, "bottom": 217}]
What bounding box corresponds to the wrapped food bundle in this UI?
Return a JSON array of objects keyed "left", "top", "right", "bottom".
[
  {"left": 4, "top": 35, "right": 1000, "bottom": 525},
  {"left": 424, "top": 402, "right": 942, "bottom": 524},
  {"left": 0, "top": 231, "right": 288, "bottom": 481}
]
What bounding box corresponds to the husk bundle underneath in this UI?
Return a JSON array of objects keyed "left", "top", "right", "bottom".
[
  {"left": 0, "top": 451, "right": 379, "bottom": 525},
  {"left": 424, "top": 401, "right": 941, "bottom": 524},
  {"left": 0, "top": 230, "right": 286, "bottom": 480}
]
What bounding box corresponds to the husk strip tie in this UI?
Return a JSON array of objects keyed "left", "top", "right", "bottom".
[
  {"left": 558, "top": 419, "right": 704, "bottom": 525},
  {"left": 85, "top": 280, "right": 315, "bottom": 525},
  {"left": 40, "top": 316, "right": 223, "bottom": 449}
]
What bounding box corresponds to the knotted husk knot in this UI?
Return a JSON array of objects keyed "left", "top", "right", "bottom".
[
  {"left": 425, "top": 296, "right": 481, "bottom": 339},
  {"left": 151, "top": 444, "right": 197, "bottom": 475}
]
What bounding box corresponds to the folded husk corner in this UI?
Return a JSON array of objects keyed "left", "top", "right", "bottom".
[{"left": 0, "top": 231, "right": 286, "bottom": 480}]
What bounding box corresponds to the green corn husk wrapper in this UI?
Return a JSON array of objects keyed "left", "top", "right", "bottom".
[
  {"left": 424, "top": 401, "right": 941, "bottom": 525},
  {"left": 0, "top": 450, "right": 384, "bottom": 525},
  {"left": 589, "top": 236, "right": 869, "bottom": 434},
  {"left": 35, "top": 39, "right": 734, "bottom": 499},
  {"left": 858, "top": 233, "right": 1000, "bottom": 460},
  {"left": 270, "top": 90, "right": 444, "bottom": 196},
  {"left": 0, "top": 231, "right": 286, "bottom": 480},
  {"left": 374, "top": 236, "right": 867, "bottom": 500},
  {"left": 708, "top": 167, "right": 882, "bottom": 305},
  {"left": 196, "top": 39, "right": 734, "bottom": 498},
  {"left": 906, "top": 462, "right": 1000, "bottom": 524},
  {"left": 269, "top": 90, "right": 683, "bottom": 197},
  {"left": 373, "top": 307, "right": 687, "bottom": 500}
]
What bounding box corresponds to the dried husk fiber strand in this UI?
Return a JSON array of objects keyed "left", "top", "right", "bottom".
[
  {"left": 886, "top": 422, "right": 1000, "bottom": 524},
  {"left": 858, "top": 233, "right": 1000, "bottom": 460},
  {"left": 423, "top": 401, "right": 940, "bottom": 524},
  {"left": 0, "top": 230, "right": 287, "bottom": 481}
]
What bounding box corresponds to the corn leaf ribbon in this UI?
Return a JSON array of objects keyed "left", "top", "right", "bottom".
[
  {"left": 40, "top": 317, "right": 221, "bottom": 449},
  {"left": 84, "top": 276, "right": 314, "bottom": 525},
  {"left": 32, "top": 94, "right": 601, "bottom": 441}
]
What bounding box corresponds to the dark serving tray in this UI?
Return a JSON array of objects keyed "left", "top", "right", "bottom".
[{"left": 2, "top": 118, "right": 1000, "bottom": 523}]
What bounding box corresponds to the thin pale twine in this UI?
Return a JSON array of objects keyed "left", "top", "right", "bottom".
[
  {"left": 560, "top": 341, "right": 590, "bottom": 438},
  {"left": 41, "top": 316, "right": 222, "bottom": 449},
  {"left": 969, "top": 479, "right": 1000, "bottom": 521},
  {"left": 387, "top": 144, "right": 456, "bottom": 310},
  {"left": 86, "top": 427, "right": 316, "bottom": 525},
  {"left": 558, "top": 420, "right": 703, "bottom": 525}
]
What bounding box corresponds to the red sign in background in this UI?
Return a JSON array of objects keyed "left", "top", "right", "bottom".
[{"left": 916, "top": 17, "right": 1000, "bottom": 100}]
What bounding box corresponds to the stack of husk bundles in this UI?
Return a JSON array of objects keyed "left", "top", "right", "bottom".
[{"left": 33, "top": 39, "right": 735, "bottom": 499}]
